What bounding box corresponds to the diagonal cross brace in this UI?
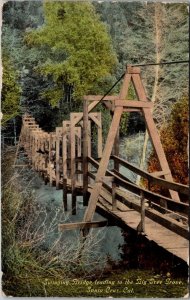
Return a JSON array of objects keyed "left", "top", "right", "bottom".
[
  {"left": 83, "top": 106, "right": 123, "bottom": 222},
  {"left": 83, "top": 73, "right": 132, "bottom": 223}
]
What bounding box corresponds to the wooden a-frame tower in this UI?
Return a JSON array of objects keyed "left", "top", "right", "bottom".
[{"left": 81, "top": 65, "right": 180, "bottom": 228}]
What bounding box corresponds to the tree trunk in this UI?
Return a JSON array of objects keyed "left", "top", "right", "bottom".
[
  {"left": 136, "top": 3, "right": 162, "bottom": 184},
  {"left": 13, "top": 117, "right": 17, "bottom": 145}
]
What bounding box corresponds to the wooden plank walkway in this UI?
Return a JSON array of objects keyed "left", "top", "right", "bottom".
[{"left": 90, "top": 186, "right": 188, "bottom": 262}]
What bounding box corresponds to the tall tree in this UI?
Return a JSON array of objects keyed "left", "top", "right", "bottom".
[
  {"left": 95, "top": 2, "right": 188, "bottom": 127},
  {"left": 2, "top": 1, "right": 59, "bottom": 131},
  {"left": 25, "top": 1, "right": 117, "bottom": 110},
  {"left": 137, "top": 3, "right": 188, "bottom": 176},
  {"left": 1, "top": 53, "right": 21, "bottom": 125}
]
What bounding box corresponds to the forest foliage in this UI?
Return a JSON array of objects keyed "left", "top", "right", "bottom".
[
  {"left": 1, "top": 1, "right": 189, "bottom": 179},
  {"left": 2, "top": 53, "right": 21, "bottom": 125},
  {"left": 25, "top": 2, "right": 117, "bottom": 105},
  {"left": 95, "top": 2, "right": 188, "bottom": 126},
  {"left": 148, "top": 95, "right": 188, "bottom": 186},
  {"left": 2, "top": 2, "right": 188, "bottom": 125}
]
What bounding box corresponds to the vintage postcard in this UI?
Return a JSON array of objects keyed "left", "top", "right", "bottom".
[{"left": 1, "top": 0, "right": 189, "bottom": 298}]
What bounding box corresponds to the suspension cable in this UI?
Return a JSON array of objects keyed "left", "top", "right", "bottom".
[
  {"left": 131, "top": 60, "right": 189, "bottom": 67},
  {"left": 99, "top": 72, "right": 125, "bottom": 102},
  {"left": 99, "top": 60, "right": 189, "bottom": 102}
]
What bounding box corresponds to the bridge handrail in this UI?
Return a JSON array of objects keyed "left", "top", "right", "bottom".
[
  {"left": 87, "top": 170, "right": 189, "bottom": 240},
  {"left": 111, "top": 155, "right": 189, "bottom": 196},
  {"left": 88, "top": 156, "right": 188, "bottom": 215}
]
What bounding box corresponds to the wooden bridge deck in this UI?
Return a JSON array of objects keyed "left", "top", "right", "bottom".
[
  {"left": 41, "top": 174, "right": 188, "bottom": 262},
  {"left": 92, "top": 186, "right": 188, "bottom": 262}
]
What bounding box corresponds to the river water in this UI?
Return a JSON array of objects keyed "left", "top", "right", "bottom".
[
  {"left": 33, "top": 181, "right": 124, "bottom": 267},
  {"left": 19, "top": 134, "right": 145, "bottom": 270}
]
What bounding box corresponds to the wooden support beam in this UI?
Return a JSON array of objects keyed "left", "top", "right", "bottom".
[
  {"left": 151, "top": 170, "right": 170, "bottom": 177},
  {"left": 83, "top": 106, "right": 123, "bottom": 222},
  {"left": 89, "top": 113, "right": 101, "bottom": 127},
  {"left": 63, "top": 178, "right": 68, "bottom": 211},
  {"left": 123, "top": 108, "right": 141, "bottom": 112},
  {"left": 131, "top": 73, "right": 180, "bottom": 202},
  {"left": 84, "top": 95, "right": 119, "bottom": 101},
  {"left": 56, "top": 127, "right": 62, "bottom": 189},
  {"left": 140, "top": 191, "right": 145, "bottom": 233},
  {"left": 99, "top": 176, "right": 114, "bottom": 184},
  {"left": 70, "top": 112, "right": 83, "bottom": 126},
  {"left": 76, "top": 128, "right": 82, "bottom": 184},
  {"left": 115, "top": 100, "right": 153, "bottom": 108},
  {"left": 112, "top": 181, "right": 117, "bottom": 211},
  {"left": 83, "top": 71, "right": 131, "bottom": 223},
  {"left": 58, "top": 220, "right": 108, "bottom": 231},
  {"left": 88, "top": 121, "right": 91, "bottom": 157},
  {"left": 62, "top": 121, "right": 70, "bottom": 180},
  {"left": 113, "top": 126, "right": 120, "bottom": 172},
  {"left": 127, "top": 66, "right": 141, "bottom": 74},
  {"left": 83, "top": 99, "right": 89, "bottom": 206},
  {"left": 103, "top": 101, "right": 113, "bottom": 111},
  {"left": 70, "top": 115, "right": 77, "bottom": 215},
  {"left": 74, "top": 97, "right": 116, "bottom": 126},
  {"left": 97, "top": 114, "right": 103, "bottom": 158}
]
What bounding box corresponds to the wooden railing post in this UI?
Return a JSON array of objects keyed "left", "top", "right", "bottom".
[
  {"left": 63, "top": 178, "right": 68, "bottom": 211},
  {"left": 112, "top": 180, "right": 117, "bottom": 210},
  {"left": 83, "top": 99, "right": 89, "bottom": 206},
  {"left": 97, "top": 113, "right": 103, "bottom": 159},
  {"left": 56, "top": 128, "right": 60, "bottom": 190},
  {"left": 113, "top": 129, "right": 120, "bottom": 171},
  {"left": 76, "top": 128, "right": 82, "bottom": 184},
  {"left": 62, "top": 121, "right": 70, "bottom": 211},
  {"left": 70, "top": 116, "right": 76, "bottom": 215},
  {"left": 140, "top": 190, "right": 145, "bottom": 232},
  {"left": 147, "top": 180, "right": 151, "bottom": 207}
]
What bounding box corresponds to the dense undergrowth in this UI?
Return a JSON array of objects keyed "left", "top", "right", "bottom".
[
  {"left": 147, "top": 95, "right": 188, "bottom": 199},
  {"left": 2, "top": 147, "right": 188, "bottom": 297},
  {"left": 2, "top": 148, "right": 67, "bottom": 290},
  {"left": 1, "top": 147, "right": 107, "bottom": 295}
]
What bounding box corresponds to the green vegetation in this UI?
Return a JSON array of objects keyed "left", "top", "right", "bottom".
[
  {"left": 95, "top": 2, "right": 188, "bottom": 128},
  {"left": 25, "top": 2, "right": 117, "bottom": 106},
  {"left": 1, "top": 54, "right": 21, "bottom": 125},
  {"left": 2, "top": 2, "right": 188, "bottom": 133},
  {"left": 2, "top": 150, "right": 105, "bottom": 295},
  {"left": 147, "top": 95, "right": 188, "bottom": 194}
]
